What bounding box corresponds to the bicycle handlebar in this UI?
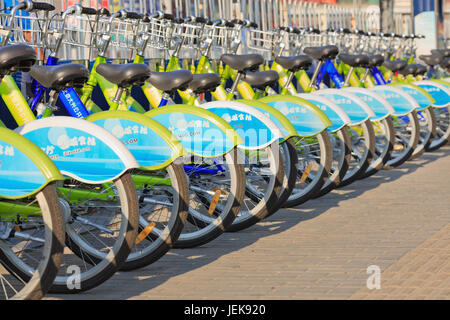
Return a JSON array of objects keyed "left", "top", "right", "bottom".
[
  {"left": 80, "top": 6, "right": 97, "bottom": 15},
  {"left": 28, "top": 1, "right": 55, "bottom": 12}
]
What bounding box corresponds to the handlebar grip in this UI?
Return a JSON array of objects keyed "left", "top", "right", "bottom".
[
  {"left": 81, "top": 6, "right": 97, "bottom": 15},
  {"left": 231, "top": 19, "right": 244, "bottom": 25},
  {"left": 173, "top": 17, "right": 184, "bottom": 24},
  {"left": 163, "top": 13, "right": 174, "bottom": 20},
  {"left": 195, "top": 16, "right": 208, "bottom": 24},
  {"left": 225, "top": 20, "right": 234, "bottom": 28},
  {"left": 124, "top": 11, "right": 143, "bottom": 20},
  {"left": 97, "top": 8, "right": 110, "bottom": 16},
  {"left": 29, "top": 2, "right": 55, "bottom": 11}
]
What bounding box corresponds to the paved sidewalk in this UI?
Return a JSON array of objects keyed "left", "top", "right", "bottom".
[{"left": 48, "top": 145, "right": 450, "bottom": 300}]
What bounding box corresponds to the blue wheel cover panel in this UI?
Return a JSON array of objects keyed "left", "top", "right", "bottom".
[
  {"left": 263, "top": 100, "right": 326, "bottom": 136},
  {"left": 23, "top": 127, "right": 127, "bottom": 182},
  {"left": 237, "top": 104, "right": 290, "bottom": 137},
  {"left": 415, "top": 83, "right": 450, "bottom": 107},
  {"left": 371, "top": 87, "right": 416, "bottom": 116},
  {"left": 301, "top": 97, "right": 346, "bottom": 131},
  {"left": 151, "top": 112, "right": 235, "bottom": 157},
  {"left": 396, "top": 86, "right": 431, "bottom": 111},
  {"left": 316, "top": 92, "right": 369, "bottom": 124},
  {"left": 0, "top": 141, "right": 47, "bottom": 197},
  {"left": 346, "top": 91, "right": 391, "bottom": 120},
  {"left": 93, "top": 118, "right": 174, "bottom": 168},
  {"left": 205, "top": 107, "right": 276, "bottom": 148}
]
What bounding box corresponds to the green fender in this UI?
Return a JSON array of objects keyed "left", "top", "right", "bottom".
[
  {"left": 145, "top": 105, "right": 243, "bottom": 158},
  {"left": 0, "top": 127, "right": 63, "bottom": 199},
  {"left": 86, "top": 111, "right": 186, "bottom": 171},
  {"left": 236, "top": 99, "right": 298, "bottom": 141},
  {"left": 258, "top": 95, "right": 332, "bottom": 137}
]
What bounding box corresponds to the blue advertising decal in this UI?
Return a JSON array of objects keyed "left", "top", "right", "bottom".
[
  {"left": 415, "top": 81, "right": 450, "bottom": 107},
  {"left": 396, "top": 85, "right": 432, "bottom": 111},
  {"left": 0, "top": 141, "right": 47, "bottom": 197},
  {"left": 93, "top": 118, "right": 176, "bottom": 168},
  {"left": 302, "top": 97, "right": 346, "bottom": 132},
  {"left": 261, "top": 100, "right": 327, "bottom": 136},
  {"left": 204, "top": 107, "right": 276, "bottom": 149},
  {"left": 344, "top": 90, "right": 392, "bottom": 120},
  {"left": 22, "top": 127, "right": 128, "bottom": 182},
  {"left": 370, "top": 86, "right": 417, "bottom": 116},
  {"left": 316, "top": 92, "right": 370, "bottom": 125},
  {"left": 149, "top": 112, "right": 235, "bottom": 157}
]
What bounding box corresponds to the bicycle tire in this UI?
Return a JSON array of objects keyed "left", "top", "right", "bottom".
[
  {"left": 314, "top": 127, "right": 352, "bottom": 197},
  {"left": 176, "top": 147, "right": 245, "bottom": 244},
  {"left": 268, "top": 138, "right": 298, "bottom": 213},
  {"left": 339, "top": 119, "right": 375, "bottom": 187},
  {"left": 0, "top": 184, "right": 65, "bottom": 300},
  {"left": 384, "top": 110, "right": 420, "bottom": 169},
  {"left": 362, "top": 117, "right": 395, "bottom": 178},
  {"left": 49, "top": 172, "right": 139, "bottom": 293},
  {"left": 410, "top": 107, "right": 436, "bottom": 159},
  {"left": 120, "top": 163, "right": 189, "bottom": 270},
  {"left": 426, "top": 107, "right": 450, "bottom": 151},
  {"left": 226, "top": 142, "right": 283, "bottom": 232},
  {"left": 283, "top": 130, "right": 333, "bottom": 207}
]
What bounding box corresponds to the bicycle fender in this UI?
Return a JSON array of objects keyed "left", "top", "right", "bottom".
[
  {"left": 314, "top": 89, "right": 375, "bottom": 126},
  {"left": 87, "top": 111, "right": 186, "bottom": 170},
  {"left": 200, "top": 101, "right": 281, "bottom": 150},
  {"left": 390, "top": 83, "right": 435, "bottom": 111},
  {"left": 145, "top": 105, "right": 243, "bottom": 158},
  {"left": 0, "top": 128, "right": 63, "bottom": 199},
  {"left": 236, "top": 99, "right": 298, "bottom": 141},
  {"left": 414, "top": 80, "right": 450, "bottom": 108},
  {"left": 369, "top": 86, "right": 419, "bottom": 116},
  {"left": 15, "top": 117, "right": 139, "bottom": 184},
  {"left": 342, "top": 87, "right": 394, "bottom": 121},
  {"left": 296, "top": 93, "right": 351, "bottom": 132},
  {"left": 258, "top": 95, "right": 332, "bottom": 137}
]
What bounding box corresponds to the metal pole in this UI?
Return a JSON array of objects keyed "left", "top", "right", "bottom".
[{"left": 380, "top": 0, "right": 394, "bottom": 33}]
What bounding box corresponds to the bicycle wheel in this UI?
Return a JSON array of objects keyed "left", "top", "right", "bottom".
[
  {"left": 410, "top": 107, "right": 436, "bottom": 159},
  {"left": 175, "top": 147, "right": 245, "bottom": 245},
  {"left": 314, "top": 127, "right": 352, "bottom": 197},
  {"left": 384, "top": 111, "right": 420, "bottom": 169},
  {"left": 362, "top": 117, "right": 395, "bottom": 178},
  {"left": 268, "top": 138, "right": 298, "bottom": 213},
  {"left": 0, "top": 184, "right": 65, "bottom": 300},
  {"left": 282, "top": 131, "right": 333, "bottom": 208},
  {"left": 119, "top": 163, "right": 189, "bottom": 270},
  {"left": 227, "top": 142, "right": 283, "bottom": 232},
  {"left": 339, "top": 120, "right": 375, "bottom": 187},
  {"left": 426, "top": 107, "right": 450, "bottom": 151},
  {"left": 49, "top": 173, "right": 139, "bottom": 293}
]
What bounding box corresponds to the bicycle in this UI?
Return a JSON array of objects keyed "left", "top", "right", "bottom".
[
  {"left": 0, "top": 2, "right": 140, "bottom": 293},
  {"left": 0, "top": 126, "right": 65, "bottom": 299}
]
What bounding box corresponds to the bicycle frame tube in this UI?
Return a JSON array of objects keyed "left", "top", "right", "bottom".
[
  {"left": 321, "top": 59, "right": 345, "bottom": 89},
  {"left": 371, "top": 66, "right": 388, "bottom": 85},
  {"left": 0, "top": 76, "right": 36, "bottom": 126},
  {"left": 338, "top": 61, "right": 364, "bottom": 88}
]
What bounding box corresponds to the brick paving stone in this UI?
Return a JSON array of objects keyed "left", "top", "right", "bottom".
[{"left": 46, "top": 146, "right": 450, "bottom": 300}]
